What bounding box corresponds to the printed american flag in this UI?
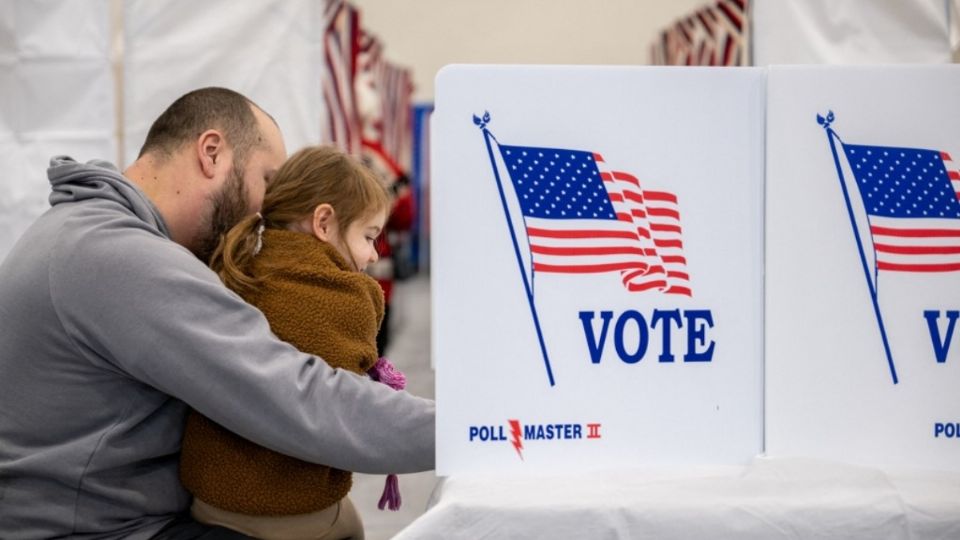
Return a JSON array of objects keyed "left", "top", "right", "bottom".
[
  {"left": 498, "top": 143, "right": 692, "bottom": 296},
  {"left": 843, "top": 144, "right": 960, "bottom": 272}
]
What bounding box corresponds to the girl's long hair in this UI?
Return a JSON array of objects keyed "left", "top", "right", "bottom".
[{"left": 209, "top": 145, "right": 390, "bottom": 292}]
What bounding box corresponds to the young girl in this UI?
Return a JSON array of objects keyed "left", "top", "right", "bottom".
[{"left": 179, "top": 145, "right": 404, "bottom": 540}]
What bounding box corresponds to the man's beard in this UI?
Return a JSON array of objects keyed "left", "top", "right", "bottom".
[{"left": 194, "top": 162, "right": 250, "bottom": 264}]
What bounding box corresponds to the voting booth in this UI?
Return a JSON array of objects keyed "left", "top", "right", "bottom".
[
  {"left": 421, "top": 64, "right": 960, "bottom": 538},
  {"left": 765, "top": 65, "right": 960, "bottom": 471},
  {"left": 432, "top": 65, "right": 765, "bottom": 474}
]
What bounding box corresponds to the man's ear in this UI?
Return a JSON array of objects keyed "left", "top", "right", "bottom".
[
  {"left": 197, "top": 129, "right": 226, "bottom": 179},
  {"left": 311, "top": 203, "right": 337, "bottom": 241}
]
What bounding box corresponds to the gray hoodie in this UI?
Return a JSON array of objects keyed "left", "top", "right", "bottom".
[{"left": 0, "top": 157, "right": 435, "bottom": 539}]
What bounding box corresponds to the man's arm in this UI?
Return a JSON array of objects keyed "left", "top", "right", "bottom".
[{"left": 51, "top": 228, "right": 434, "bottom": 474}]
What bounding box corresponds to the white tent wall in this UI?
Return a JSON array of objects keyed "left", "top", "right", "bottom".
[
  {"left": 0, "top": 0, "right": 328, "bottom": 264},
  {"left": 123, "top": 0, "right": 325, "bottom": 167},
  {"left": 0, "top": 0, "right": 115, "bottom": 264},
  {"left": 753, "top": 0, "right": 957, "bottom": 64}
]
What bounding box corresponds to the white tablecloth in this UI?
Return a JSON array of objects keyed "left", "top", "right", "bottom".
[{"left": 395, "top": 457, "right": 960, "bottom": 539}]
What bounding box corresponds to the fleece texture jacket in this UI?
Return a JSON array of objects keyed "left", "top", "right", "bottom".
[
  {"left": 180, "top": 231, "right": 385, "bottom": 515},
  {"left": 0, "top": 157, "right": 435, "bottom": 539}
]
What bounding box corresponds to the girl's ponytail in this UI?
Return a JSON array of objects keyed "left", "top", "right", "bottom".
[
  {"left": 209, "top": 213, "right": 264, "bottom": 293},
  {"left": 208, "top": 145, "right": 390, "bottom": 292}
]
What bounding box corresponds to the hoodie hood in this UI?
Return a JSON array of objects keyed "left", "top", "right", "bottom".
[{"left": 48, "top": 155, "right": 170, "bottom": 238}]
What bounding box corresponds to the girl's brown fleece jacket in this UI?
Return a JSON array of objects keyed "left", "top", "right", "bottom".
[{"left": 179, "top": 229, "right": 385, "bottom": 516}]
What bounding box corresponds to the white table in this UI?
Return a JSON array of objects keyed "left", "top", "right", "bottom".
[{"left": 395, "top": 457, "right": 960, "bottom": 539}]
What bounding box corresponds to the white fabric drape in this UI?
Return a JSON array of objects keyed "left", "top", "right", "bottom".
[
  {"left": 753, "top": 0, "right": 954, "bottom": 64},
  {"left": 952, "top": 0, "right": 960, "bottom": 61},
  {"left": 123, "top": 0, "right": 325, "bottom": 166},
  {"left": 0, "top": 0, "right": 114, "bottom": 262}
]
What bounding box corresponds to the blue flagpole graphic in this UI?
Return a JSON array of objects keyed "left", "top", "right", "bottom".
[
  {"left": 818, "top": 111, "right": 899, "bottom": 384},
  {"left": 475, "top": 112, "right": 556, "bottom": 387}
]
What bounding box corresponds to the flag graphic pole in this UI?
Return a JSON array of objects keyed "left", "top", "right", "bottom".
[
  {"left": 475, "top": 112, "right": 556, "bottom": 386},
  {"left": 818, "top": 112, "right": 899, "bottom": 384}
]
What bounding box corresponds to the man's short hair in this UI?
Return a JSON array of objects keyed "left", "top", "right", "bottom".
[{"left": 138, "top": 87, "right": 263, "bottom": 167}]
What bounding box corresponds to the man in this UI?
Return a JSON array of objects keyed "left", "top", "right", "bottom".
[{"left": 0, "top": 88, "right": 435, "bottom": 539}]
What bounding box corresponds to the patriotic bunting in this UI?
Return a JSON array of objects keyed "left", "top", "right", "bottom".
[{"left": 650, "top": 0, "right": 750, "bottom": 66}]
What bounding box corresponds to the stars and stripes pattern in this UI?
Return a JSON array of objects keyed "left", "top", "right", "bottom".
[
  {"left": 379, "top": 63, "right": 414, "bottom": 172},
  {"left": 357, "top": 29, "right": 414, "bottom": 176},
  {"left": 322, "top": 0, "right": 361, "bottom": 155},
  {"left": 321, "top": 4, "right": 413, "bottom": 172},
  {"left": 843, "top": 144, "right": 960, "bottom": 273},
  {"left": 498, "top": 143, "right": 692, "bottom": 296},
  {"left": 650, "top": 0, "right": 749, "bottom": 66}
]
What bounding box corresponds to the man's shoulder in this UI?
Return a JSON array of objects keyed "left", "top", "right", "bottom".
[{"left": 44, "top": 201, "right": 215, "bottom": 290}]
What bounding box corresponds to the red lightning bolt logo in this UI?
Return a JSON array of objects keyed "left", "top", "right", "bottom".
[{"left": 508, "top": 419, "right": 523, "bottom": 460}]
